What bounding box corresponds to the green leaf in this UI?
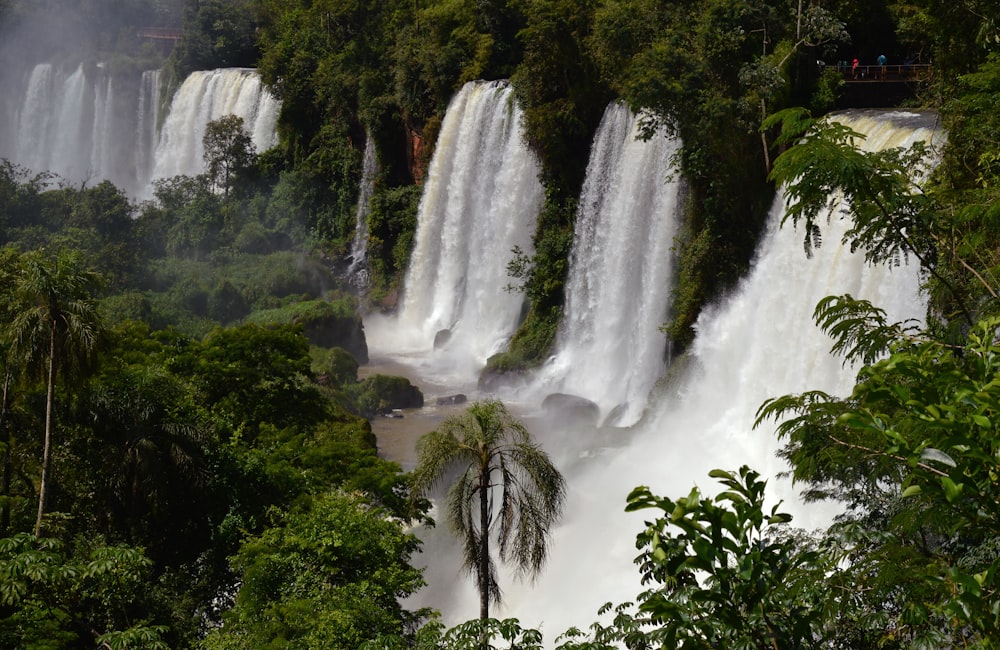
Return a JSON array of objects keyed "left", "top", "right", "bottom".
[
  {"left": 971, "top": 414, "right": 991, "bottom": 428},
  {"left": 920, "top": 447, "right": 957, "bottom": 467},
  {"left": 941, "top": 476, "right": 964, "bottom": 502}
]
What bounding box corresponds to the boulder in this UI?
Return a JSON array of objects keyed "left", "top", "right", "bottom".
[
  {"left": 354, "top": 374, "right": 424, "bottom": 418},
  {"left": 433, "top": 329, "right": 452, "bottom": 349},
  {"left": 541, "top": 393, "right": 600, "bottom": 426},
  {"left": 601, "top": 402, "right": 630, "bottom": 428}
]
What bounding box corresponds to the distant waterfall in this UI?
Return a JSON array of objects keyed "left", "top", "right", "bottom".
[
  {"left": 418, "top": 110, "right": 939, "bottom": 637},
  {"left": 135, "top": 69, "right": 161, "bottom": 191},
  {"left": 347, "top": 134, "right": 378, "bottom": 292},
  {"left": 149, "top": 68, "right": 280, "bottom": 188},
  {"left": 9, "top": 62, "right": 136, "bottom": 191},
  {"left": 1, "top": 64, "right": 279, "bottom": 199},
  {"left": 375, "top": 80, "right": 543, "bottom": 387},
  {"left": 537, "top": 103, "right": 682, "bottom": 426}
]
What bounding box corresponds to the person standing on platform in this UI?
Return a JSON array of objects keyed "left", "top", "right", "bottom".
[
  {"left": 878, "top": 53, "right": 887, "bottom": 79},
  {"left": 852, "top": 57, "right": 859, "bottom": 79}
]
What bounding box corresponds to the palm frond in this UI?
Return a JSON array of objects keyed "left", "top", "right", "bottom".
[{"left": 410, "top": 399, "right": 566, "bottom": 613}]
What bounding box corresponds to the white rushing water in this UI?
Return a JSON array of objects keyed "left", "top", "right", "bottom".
[
  {"left": 347, "top": 134, "right": 378, "bottom": 291},
  {"left": 366, "top": 80, "right": 544, "bottom": 390},
  {"left": 1, "top": 63, "right": 279, "bottom": 199},
  {"left": 409, "top": 110, "right": 939, "bottom": 641},
  {"left": 529, "top": 103, "right": 682, "bottom": 427},
  {"left": 148, "top": 68, "right": 280, "bottom": 191},
  {"left": 135, "top": 69, "right": 162, "bottom": 192},
  {"left": 11, "top": 62, "right": 130, "bottom": 189}
]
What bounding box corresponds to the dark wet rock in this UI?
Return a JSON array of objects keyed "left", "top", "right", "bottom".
[
  {"left": 433, "top": 329, "right": 452, "bottom": 349},
  {"left": 541, "top": 393, "right": 600, "bottom": 426},
  {"left": 601, "top": 402, "right": 630, "bottom": 428}
]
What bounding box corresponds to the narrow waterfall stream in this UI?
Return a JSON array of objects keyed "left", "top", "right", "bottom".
[
  {"left": 346, "top": 134, "right": 378, "bottom": 292},
  {"left": 400, "top": 109, "right": 938, "bottom": 640}
]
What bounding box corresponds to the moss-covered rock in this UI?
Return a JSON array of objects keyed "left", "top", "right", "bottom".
[
  {"left": 348, "top": 374, "right": 424, "bottom": 418},
  {"left": 246, "top": 298, "right": 368, "bottom": 363},
  {"left": 312, "top": 346, "right": 360, "bottom": 387}
]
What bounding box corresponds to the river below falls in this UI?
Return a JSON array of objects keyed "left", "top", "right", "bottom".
[{"left": 359, "top": 354, "right": 472, "bottom": 471}]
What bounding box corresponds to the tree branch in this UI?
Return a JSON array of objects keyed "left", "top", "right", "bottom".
[{"left": 828, "top": 434, "right": 949, "bottom": 478}]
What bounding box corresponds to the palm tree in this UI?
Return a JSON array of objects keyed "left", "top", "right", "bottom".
[
  {"left": 410, "top": 399, "right": 566, "bottom": 622},
  {"left": 9, "top": 249, "right": 103, "bottom": 536}
]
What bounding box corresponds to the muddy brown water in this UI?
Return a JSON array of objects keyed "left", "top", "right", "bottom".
[{"left": 359, "top": 356, "right": 472, "bottom": 471}]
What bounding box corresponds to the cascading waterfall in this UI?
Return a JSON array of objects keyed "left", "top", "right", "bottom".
[
  {"left": 135, "top": 69, "right": 161, "bottom": 191},
  {"left": 13, "top": 62, "right": 56, "bottom": 175},
  {"left": 0, "top": 63, "right": 279, "bottom": 199},
  {"left": 368, "top": 80, "right": 544, "bottom": 389},
  {"left": 148, "top": 68, "right": 280, "bottom": 189},
  {"left": 532, "top": 102, "right": 682, "bottom": 427},
  {"left": 90, "top": 70, "right": 112, "bottom": 181},
  {"left": 413, "top": 110, "right": 938, "bottom": 639},
  {"left": 8, "top": 62, "right": 136, "bottom": 192},
  {"left": 347, "top": 134, "right": 378, "bottom": 291}
]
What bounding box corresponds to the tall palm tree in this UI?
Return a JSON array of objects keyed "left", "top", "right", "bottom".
[
  {"left": 9, "top": 249, "right": 103, "bottom": 536},
  {"left": 410, "top": 399, "right": 566, "bottom": 622}
]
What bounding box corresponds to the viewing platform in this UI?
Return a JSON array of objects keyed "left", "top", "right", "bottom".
[
  {"left": 820, "top": 63, "right": 932, "bottom": 108},
  {"left": 137, "top": 28, "right": 183, "bottom": 42},
  {"left": 137, "top": 27, "right": 183, "bottom": 54},
  {"left": 822, "top": 62, "right": 932, "bottom": 83}
]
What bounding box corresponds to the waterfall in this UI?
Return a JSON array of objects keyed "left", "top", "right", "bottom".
[
  {"left": 14, "top": 62, "right": 56, "bottom": 176},
  {"left": 0, "top": 63, "right": 279, "bottom": 198},
  {"left": 7, "top": 62, "right": 135, "bottom": 191},
  {"left": 412, "top": 110, "right": 938, "bottom": 639},
  {"left": 148, "top": 68, "right": 280, "bottom": 189},
  {"left": 533, "top": 102, "right": 682, "bottom": 427},
  {"left": 90, "top": 67, "right": 116, "bottom": 184},
  {"left": 368, "top": 80, "right": 544, "bottom": 389},
  {"left": 347, "top": 134, "right": 378, "bottom": 292},
  {"left": 136, "top": 69, "right": 161, "bottom": 191}
]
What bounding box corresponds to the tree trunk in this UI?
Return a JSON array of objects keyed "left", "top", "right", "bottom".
[
  {"left": 34, "top": 326, "right": 56, "bottom": 537},
  {"left": 1, "top": 369, "right": 11, "bottom": 535},
  {"left": 479, "top": 464, "right": 490, "bottom": 624}
]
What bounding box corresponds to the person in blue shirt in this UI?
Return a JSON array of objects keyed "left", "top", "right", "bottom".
[{"left": 878, "top": 53, "right": 887, "bottom": 79}]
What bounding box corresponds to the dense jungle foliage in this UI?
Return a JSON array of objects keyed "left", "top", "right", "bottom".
[{"left": 3, "top": 0, "right": 1000, "bottom": 647}]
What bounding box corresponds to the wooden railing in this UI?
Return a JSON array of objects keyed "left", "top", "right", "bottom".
[
  {"left": 137, "top": 28, "right": 183, "bottom": 42},
  {"left": 820, "top": 63, "right": 932, "bottom": 83}
]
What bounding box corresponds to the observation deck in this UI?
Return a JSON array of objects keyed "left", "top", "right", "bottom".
[
  {"left": 137, "top": 27, "right": 183, "bottom": 54},
  {"left": 821, "top": 63, "right": 933, "bottom": 108}
]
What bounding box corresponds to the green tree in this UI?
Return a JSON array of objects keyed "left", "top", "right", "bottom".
[
  {"left": 763, "top": 108, "right": 975, "bottom": 323},
  {"left": 583, "top": 466, "right": 830, "bottom": 649},
  {"left": 169, "top": 323, "right": 328, "bottom": 439},
  {"left": 369, "top": 468, "right": 832, "bottom": 650},
  {"left": 8, "top": 249, "right": 104, "bottom": 536},
  {"left": 202, "top": 114, "right": 257, "bottom": 198},
  {"left": 758, "top": 312, "right": 1000, "bottom": 644},
  {"left": 410, "top": 400, "right": 566, "bottom": 622},
  {"left": 173, "top": 0, "right": 258, "bottom": 76},
  {"left": 0, "top": 247, "right": 21, "bottom": 536},
  {"left": 0, "top": 532, "right": 169, "bottom": 648},
  {"left": 754, "top": 100, "right": 1000, "bottom": 644},
  {"left": 201, "top": 490, "right": 426, "bottom": 649}
]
